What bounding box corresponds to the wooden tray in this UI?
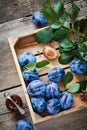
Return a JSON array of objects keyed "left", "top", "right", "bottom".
[{"left": 8, "top": 28, "right": 87, "bottom": 124}]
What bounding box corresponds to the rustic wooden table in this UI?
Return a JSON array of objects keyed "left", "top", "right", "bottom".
[{"left": 0, "top": 0, "right": 87, "bottom": 130}]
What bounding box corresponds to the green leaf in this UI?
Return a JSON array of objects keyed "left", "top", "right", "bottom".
[
  {"left": 59, "top": 47, "right": 73, "bottom": 53},
  {"left": 64, "top": 72, "right": 73, "bottom": 87},
  {"left": 63, "top": 21, "right": 70, "bottom": 29},
  {"left": 36, "top": 60, "right": 50, "bottom": 68},
  {"left": 51, "top": 23, "right": 61, "bottom": 29},
  {"left": 79, "top": 52, "right": 86, "bottom": 59},
  {"left": 59, "top": 37, "right": 76, "bottom": 49},
  {"left": 54, "top": 1, "right": 64, "bottom": 16},
  {"left": 78, "top": 44, "right": 87, "bottom": 53},
  {"left": 35, "top": 27, "right": 53, "bottom": 43},
  {"left": 78, "top": 32, "right": 87, "bottom": 43},
  {"left": 77, "top": 80, "right": 87, "bottom": 92},
  {"left": 42, "top": 0, "right": 58, "bottom": 23},
  {"left": 58, "top": 52, "right": 74, "bottom": 64},
  {"left": 59, "top": 18, "right": 64, "bottom": 24},
  {"left": 72, "top": 49, "right": 85, "bottom": 60},
  {"left": 68, "top": 80, "right": 87, "bottom": 93},
  {"left": 68, "top": 83, "right": 80, "bottom": 93},
  {"left": 54, "top": 1, "right": 68, "bottom": 20},
  {"left": 68, "top": 0, "right": 80, "bottom": 21},
  {"left": 61, "top": 10, "right": 68, "bottom": 20},
  {"left": 81, "top": 32, "right": 87, "bottom": 40},
  {"left": 25, "top": 62, "right": 36, "bottom": 71},
  {"left": 53, "top": 28, "right": 69, "bottom": 41}
]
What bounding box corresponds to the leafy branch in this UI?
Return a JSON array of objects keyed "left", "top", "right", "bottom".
[
  {"left": 35, "top": 0, "right": 87, "bottom": 64},
  {"left": 34, "top": 0, "right": 87, "bottom": 93}
]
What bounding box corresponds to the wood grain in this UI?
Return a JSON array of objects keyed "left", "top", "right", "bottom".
[
  {"left": 0, "top": 0, "right": 59, "bottom": 24},
  {"left": 35, "top": 107, "right": 87, "bottom": 130},
  {"left": 0, "top": 0, "right": 87, "bottom": 23},
  {"left": 0, "top": 104, "right": 87, "bottom": 130},
  {"left": 0, "top": 0, "right": 31, "bottom": 24}
]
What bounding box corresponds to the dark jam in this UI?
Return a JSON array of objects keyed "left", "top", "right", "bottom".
[{"left": 6, "top": 94, "right": 22, "bottom": 111}]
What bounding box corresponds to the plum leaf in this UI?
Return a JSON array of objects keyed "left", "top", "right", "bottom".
[
  {"left": 42, "top": 0, "right": 58, "bottom": 23},
  {"left": 68, "top": 0, "right": 80, "bottom": 21},
  {"left": 25, "top": 62, "right": 36, "bottom": 71},
  {"left": 64, "top": 72, "right": 73, "bottom": 88},
  {"left": 68, "top": 83, "right": 80, "bottom": 93},
  {"left": 36, "top": 60, "right": 50, "bottom": 68},
  {"left": 58, "top": 52, "right": 74, "bottom": 64},
  {"left": 35, "top": 27, "right": 53, "bottom": 43},
  {"left": 53, "top": 28, "right": 69, "bottom": 41}
]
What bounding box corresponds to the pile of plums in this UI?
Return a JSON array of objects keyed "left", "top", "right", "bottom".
[{"left": 18, "top": 51, "right": 87, "bottom": 115}]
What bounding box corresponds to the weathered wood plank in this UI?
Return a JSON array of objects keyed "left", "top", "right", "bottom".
[
  {"left": 0, "top": 0, "right": 59, "bottom": 24},
  {"left": 0, "top": 0, "right": 31, "bottom": 24},
  {"left": 0, "top": 51, "right": 21, "bottom": 91},
  {"left": 25, "top": 0, "right": 63, "bottom": 13},
  {"left": 0, "top": 106, "right": 87, "bottom": 130},
  {"left": 0, "top": 0, "right": 86, "bottom": 23},
  {"left": 35, "top": 108, "right": 87, "bottom": 130}
]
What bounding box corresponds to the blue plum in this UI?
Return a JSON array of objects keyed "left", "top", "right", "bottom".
[
  {"left": 18, "top": 52, "right": 36, "bottom": 67},
  {"left": 27, "top": 80, "right": 46, "bottom": 96},
  {"left": 45, "top": 81, "right": 60, "bottom": 98},
  {"left": 32, "top": 11, "right": 48, "bottom": 26},
  {"left": 16, "top": 119, "right": 34, "bottom": 130},
  {"left": 48, "top": 67, "right": 65, "bottom": 82},
  {"left": 47, "top": 98, "right": 60, "bottom": 114},
  {"left": 31, "top": 97, "right": 46, "bottom": 113},
  {"left": 70, "top": 58, "right": 87, "bottom": 74},
  {"left": 22, "top": 69, "right": 39, "bottom": 82},
  {"left": 59, "top": 92, "right": 74, "bottom": 110}
]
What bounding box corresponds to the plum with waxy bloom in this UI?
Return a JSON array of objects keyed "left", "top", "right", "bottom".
[
  {"left": 16, "top": 119, "right": 34, "bottom": 130},
  {"left": 18, "top": 52, "right": 36, "bottom": 67}
]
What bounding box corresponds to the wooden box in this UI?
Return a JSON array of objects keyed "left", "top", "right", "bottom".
[{"left": 8, "top": 28, "right": 87, "bottom": 124}]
